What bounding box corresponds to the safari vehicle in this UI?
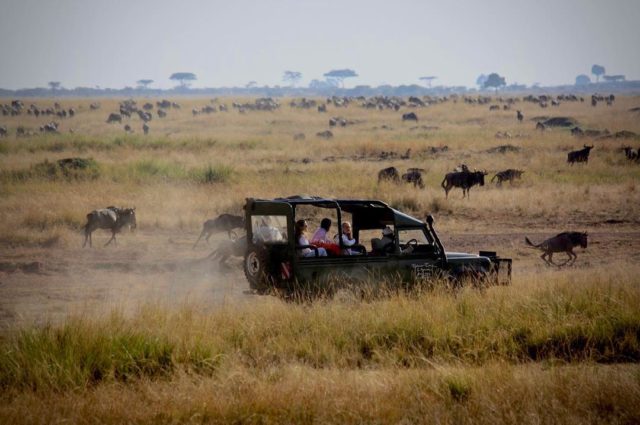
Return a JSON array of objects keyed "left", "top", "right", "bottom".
[{"left": 243, "top": 196, "right": 511, "bottom": 294}]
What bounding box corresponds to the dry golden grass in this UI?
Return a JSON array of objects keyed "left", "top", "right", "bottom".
[{"left": 1, "top": 95, "right": 640, "bottom": 423}]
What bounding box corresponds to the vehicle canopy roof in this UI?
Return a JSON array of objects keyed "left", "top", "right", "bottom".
[{"left": 246, "top": 196, "right": 425, "bottom": 230}]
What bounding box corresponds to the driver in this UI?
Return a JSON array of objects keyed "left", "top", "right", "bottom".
[{"left": 379, "top": 226, "right": 413, "bottom": 254}]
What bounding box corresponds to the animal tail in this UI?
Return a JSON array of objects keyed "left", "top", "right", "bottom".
[
  {"left": 524, "top": 236, "right": 539, "bottom": 248},
  {"left": 491, "top": 174, "right": 497, "bottom": 183},
  {"left": 440, "top": 176, "right": 447, "bottom": 189}
]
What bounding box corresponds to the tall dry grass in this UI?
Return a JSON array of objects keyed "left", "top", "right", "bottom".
[{"left": 0, "top": 267, "right": 639, "bottom": 423}]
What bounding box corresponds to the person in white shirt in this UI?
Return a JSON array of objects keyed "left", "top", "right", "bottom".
[
  {"left": 337, "top": 221, "right": 359, "bottom": 255},
  {"left": 295, "top": 219, "right": 327, "bottom": 257}
]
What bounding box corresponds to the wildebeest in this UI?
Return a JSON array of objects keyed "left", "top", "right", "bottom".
[
  {"left": 623, "top": 146, "right": 639, "bottom": 161},
  {"left": 377, "top": 166, "right": 400, "bottom": 184},
  {"left": 441, "top": 170, "right": 487, "bottom": 198},
  {"left": 567, "top": 144, "right": 594, "bottom": 165},
  {"left": 536, "top": 122, "right": 546, "bottom": 131},
  {"left": 157, "top": 109, "right": 167, "bottom": 118},
  {"left": 316, "top": 130, "right": 333, "bottom": 139},
  {"left": 208, "top": 235, "right": 247, "bottom": 268},
  {"left": 83, "top": 207, "right": 137, "bottom": 248},
  {"left": 124, "top": 124, "right": 132, "bottom": 133},
  {"left": 525, "top": 231, "right": 588, "bottom": 266},
  {"left": 293, "top": 133, "right": 305, "bottom": 141},
  {"left": 491, "top": 169, "right": 524, "bottom": 186},
  {"left": 143, "top": 123, "right": 149, "bottom": 135},
  {"left": 402, "top": 112, "right": 418, "bottom": 122},
  {"left": 0, "top": 125, "right": 7, "bottom": 137},
  {"left": 489, "top": 105, "right": 500, "bottom": 111},
  {"left": 402, "top": 168, "right": 425, "bottom": 188},
  {"left": 193, "top": 214, "right": 245, "bottom": 248},
  {"left": 516, "top": 110, "right": 523, "bottom": 122},
  {"left": 106, "top": 113, "right": 122, "bottom": 124}
]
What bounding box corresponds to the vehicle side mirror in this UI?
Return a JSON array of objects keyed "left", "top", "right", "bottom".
[{"left": 426, "top": 215, "right": 434, "bottom": 225}]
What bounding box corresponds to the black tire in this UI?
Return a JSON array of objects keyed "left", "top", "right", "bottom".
[{"left": 244, "top": 247, "right": 274, "bottom": 294}]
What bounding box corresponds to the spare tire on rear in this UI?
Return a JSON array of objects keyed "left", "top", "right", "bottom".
[{"left": 244, "top": 247, "right": 274, "bottom": 294}]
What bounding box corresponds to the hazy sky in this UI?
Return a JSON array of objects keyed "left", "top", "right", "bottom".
[{"left": 1, "top": 0, "right": 639, "bottom": 89}]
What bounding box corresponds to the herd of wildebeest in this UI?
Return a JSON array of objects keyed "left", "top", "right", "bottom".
[{"left": 2, "top": 92, "right": 639, "bottom": 266}]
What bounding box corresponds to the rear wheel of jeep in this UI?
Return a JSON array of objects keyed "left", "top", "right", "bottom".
[{"left": 244, "top": 247, "right": 273, "bottom": 294}]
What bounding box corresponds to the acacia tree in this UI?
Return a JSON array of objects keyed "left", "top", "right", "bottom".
[
  {"left": 419, "top": 76, "right": 437, "bottom": 88},
  {"left": 483, "top": 73, "right": 506, "bottom": 93},
  {"left": 591, "top": 64, "right": 605, "bottom": 83},
  {"left": 323, "top": 69, "right": 358, "bottom": 88},
  {"left": 48, "top": 81, "right": 61, "bottom": 91},
  {"left": 575, "top": 74, "right": 591, "bottom": 85},
  {"left": 169, "top": 72, "right": 197, "bottom": 88},
  {"left": 476, "top": 74, "right": 488, "bottom": 88},
  {"left": 137, "top": 79, "right": 153, "bottom": 89},
  {"left": 282, "top": 71, "right": 302, "bottom": 87},
  {"left": 245, "top": 81, "right": 258, "bottom": 89}
]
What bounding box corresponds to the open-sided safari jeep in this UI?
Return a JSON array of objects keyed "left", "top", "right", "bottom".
[{"left": 243, "top": 196, "right": 511, "bottom": 294}]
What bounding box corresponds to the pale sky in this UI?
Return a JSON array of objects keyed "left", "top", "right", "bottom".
[{"left": 1, "top": 0, "right": 639, "bottom": 89}]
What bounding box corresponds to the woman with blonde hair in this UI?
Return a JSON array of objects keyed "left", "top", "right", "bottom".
[{"left": 295, "top": 219, "right": 327, "bottom": 257}]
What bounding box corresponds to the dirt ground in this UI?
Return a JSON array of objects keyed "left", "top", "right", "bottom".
[{"left": 1, "top": 217, "right": 638, "bottom": 329}]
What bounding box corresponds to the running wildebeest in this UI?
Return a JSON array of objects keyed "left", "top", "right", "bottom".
[
  {"left": 402, "top": 112, "right": 418, "bottom": 122},
  {"left": 525, "top": 232, "right": 588, "bottom": 266},
  {"left": 441, "top": 170, "right": 487, "bottom": 199},
  {"left": 193, "top": 214, "right": 244, "bottom": 248},
  {"left": 491, "top": 169, "right": 524, "bottom": 186},
  {"left": 208, "top": 235, "right": 247, "bottom": 268},
  {"left": 402, "top": 168, "right": 425, "bottom": 188},
  {"left": 83, "top": 207, "right": 137, "bottom": 248},
  {"left": 567, "top": 145, "right": 594, "bottom": 165},
  {"left": 377, "top": 166, "right": 400, "bottom": 184}
]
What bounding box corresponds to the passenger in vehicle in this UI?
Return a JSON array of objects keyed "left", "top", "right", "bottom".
[
  {"left": 295, "top": 219, "right": 327, "bottom": 257},
  {"left": 311, "top": 218, "right": 332, "bottom": 243},
  {"left": 336, "top": 221, "right": 359, "bottom": 255},
  {"left": 254, "top": 216, "right": 283, "bottom": 242},
  {"left": 312, "top": 218, "right": 341, "bottom": 255},
  {"left": 371, "top": 226, "right": 396, "bottom": 254}
]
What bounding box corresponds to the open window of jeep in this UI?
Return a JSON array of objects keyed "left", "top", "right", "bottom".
[{"left": 243, "top": 196, "right": 511, "bottom": 294}]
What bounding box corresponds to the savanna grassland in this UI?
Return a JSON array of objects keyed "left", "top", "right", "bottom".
[{"left": 1, "top": 95, "right": 640, "bottom": 424}]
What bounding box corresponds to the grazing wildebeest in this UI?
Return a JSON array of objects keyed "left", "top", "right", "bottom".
[
  {"left": 316, "top": 130, "right": 333, "bottom": 139},
  {"left": 106, "top": 113, "right": 122, "bottom": 124},
  {"left": 441, "top": 170, "right": 487, "bottom": 198},
  {"left": 491, "top": 169, "right": 524, "bottom": 186},
  {"left": 193, "top": 214, "right": 244, "bottom": 248},
  {"left": 489, "top": 105, "right": 500, "bottom": 111},
  {"left": 402, "top": 168, "right": 425, "bottom": 188},
  {"left": 402, "top": 112, "right": 418, "bottom": 122},
  {"left": 378, "top": 166, "right": 400, "bottom": 184},
  {"left": 83, "top": 207, "right": 137, "bottom": 248},
  {"left": 525, "top": 232, "right": 588, "bottom": 266},
  {"left": 623, "top": 146, "right": 639, "bottom": 161},
  {"left": 567, "top": 144, "right": 594, "bottom": 165},
  {"left": 516, "top": 110, "right": 523, "bottom": 122},
  {"left": 208, "top": 235, "right": 247, "bottom": 268},
  {"left": 157, "top": 109, "right": 167, "bottom": 118},
  {"left": 571, "top": 126, "right": 584, "bottom": 136}
]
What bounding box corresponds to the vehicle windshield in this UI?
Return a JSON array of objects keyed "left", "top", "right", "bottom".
[{"left": 398, "top": 228, "right": 431, "bottom": 245}]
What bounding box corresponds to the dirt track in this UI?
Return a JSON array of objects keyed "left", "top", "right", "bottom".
[{"left": 1, "top": 225, "right": 639, "bottom": 328}]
